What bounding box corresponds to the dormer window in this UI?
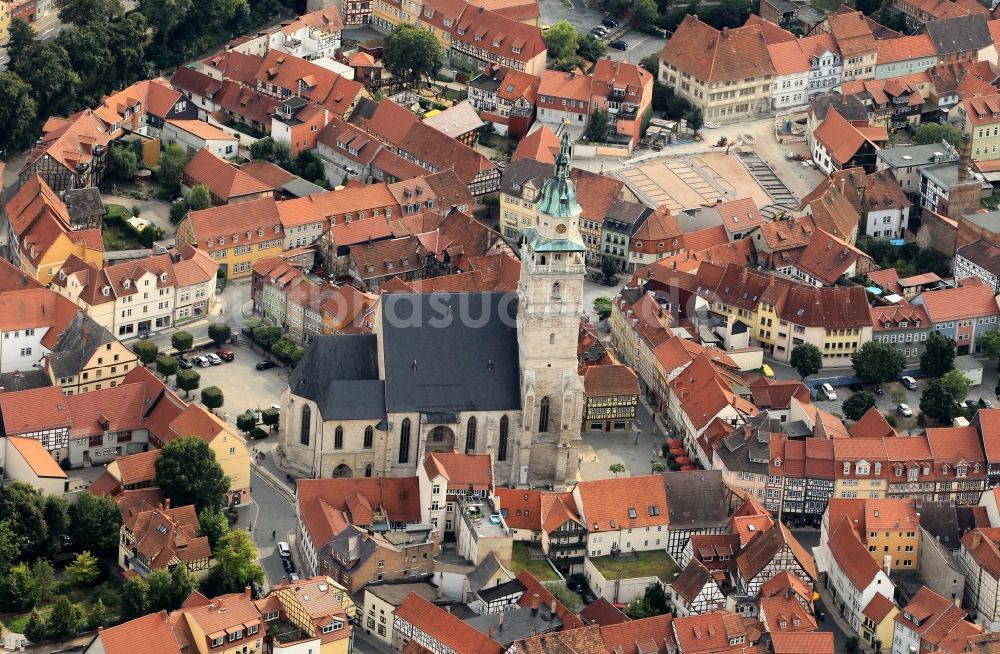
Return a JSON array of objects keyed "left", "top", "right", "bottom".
[
  {"left": 102, "top": 286, "right": 110, "bottom": 296},
  {"left": 160, "top": 272, "right": 167, "bottom": 282},
  {"left": 774, "top": 457, "right": 781, "bottom": 467},
  {"left": 899, "top": 321, "right": 908, "bottom": 328},
  {"left": 232, "top": 234, "right": 238, "bottom": 243},
  {"left": 274, "top": 225, "right": 281, "bottom": 233},
  {"left": 894, "top": 466, "right": 902, "bottom": 477},
  {"left": 957, "top": 464, "right": 968, "bottom": 477},
  {"left": 123, "top": 280, "right": 131, "bottom": 289},
  {"left": 843, "top": 462, "right": 851, "bottom": 475},
  {"left": 247, "top": 231, "right": 253, "bottom": 239},
  {"left": 59, "top": 270, "right": 66, "bottom": 280},
  {"left": 207, "top": 239, "right": 214, "bottom": 247},
  {"left": 258, "top": 228, "right": 265, "bottom": 237},
  {"left": 219, "top": 237, "right": 225, "bottom": 245}
]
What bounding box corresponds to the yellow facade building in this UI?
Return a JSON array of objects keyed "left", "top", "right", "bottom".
[
  {"left": 168, "top": 404, "right": 252, "bottom": 506},
  {"left": 268, "top": 577, "right": 355, "bottom": 654},
  {"left": 960, "top": 94, "right": 1000, "bottom": 161},
  {"left": 176, "top": 198, "right": 287, "bottom": 280},
  {"left": 50, "top": 338, "right": 141, "bottom": 395}
]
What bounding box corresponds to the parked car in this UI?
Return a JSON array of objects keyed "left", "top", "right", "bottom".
[
  {"left": 901, "top": 375, "right": 918, "bottom": 390},
  {"left": 601, "top": 16, "right": 618, "bottom": 28},
  {"left": 590, "top": 26, "right": 609, "bottom": 37},
  {"left": 177, "top": 357, "right": 192, "bottom": 369},
  {"left": 193, "top": 356, "right": 211, "bottom": 368},
  {"left": 206, "top": 353, "right": 223, "bottom": 366},
  {"left": 256, "top": 360, "right": 277, "bottom": 371},
  {"left": 289, "top": 573, "right": 300, "bottom": 582},
  {"left": 282, "top": 557, "right": 296, "bottom": 574},
  {"left": 609, "top": 39, "right": 628, "bottom": 50},
  {"left": 821, "top": 383, "right": 837, "bottom": 400},
  {"left": 216, "top": 348, "right": 235, "bottom": 362},
  {"left": 897, "top": 403, "right": 913, "bottom": 417},
  {"left": 955, "top": 399, "right": 970, "bottom": 410},
  {"left": 980, "top": 397, "right": 994, "bottom": 408},
  {"left": 277, "top": 541, "right": 291, "bottom": 558}
]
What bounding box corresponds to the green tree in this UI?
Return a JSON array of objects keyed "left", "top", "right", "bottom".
[
  {"left": 14, "top": 42, "right": 80, "bottom": 116},
  {"left": 158, "top": 144, "right": 189, "bottom": 198},
  {"left": 146, "top": 572, "right": 173, "bottom": 612},
  {"left": 202, "top": 530, "right": 264, "bottom": 596},
  {"left": 262, "top": 408, "right": 280, "bottom": 431},
  {"left": 133, "top": 340, "right": 160, "bottom": 366},
  {"left": 593, "top": 296, "right": 613, "bottom": 320},
  {"left": 940, "top": 369, "right": 972, "bottom": 403},
  {"left": 293, "top": 150, "right": 326, "bottom": 183},
  {"left": 588, "top": 108, "right": 609, "bottom": 141},
  {"left": 0, "top": 72, "right": 38, "bottom": 154},
  {"left": 0, "top": 563, "right": 40, "bottom": 612},
  {"left": 684, "top": 108, "right": 704, "bottom": 132},
  {"left": 624, "top": 582, "right": 669, "bottom": 619},
  {"left": 46, "top": 596, "right": 83, "bottom": 639},
  {"left": 543, "top": 20, "right": 578, "bottom": 62},
  {"left": 576, "top": 34, "right": 606, "bottom": 62},
  {"left": 601, "top": 255, "right": 619, "bottom": 283},
  {"left": 68, "top": 492, "right": 122, "bottom": 555},
  {"left": 171, "top": 330, "right": 194, "bottom": 356},
  {"left": 843, "top": 392, "right": 878, "bottom": 421},
  {"left": 170, "top": 199, "right": 190, "bottom": 224},
  {"left": 634, "top": 0, "right": 659, "bottom": 24},
  {"left": 253, "top": 325, "right": 282, "bottom": 349},
  {"left": 42, "top": 495, "right": 69, "bottom": 557},
  {"left": 109, "top": 12, "right": 149, "bottom": 84},
  {"left": 609, "top": 462, "right": 626, "bottom": 476},
  {"left": 24, "top": 610, "right": 47, "bottom": 643},
  {"left": 913, "top": 122, "right": 962, "bottom": 148},
  {"left": 65, "top": 551, "right": 101, "bottom": 585},
  {"left": 237, "top": 411, "right": 257, "bottom": 433},
  {"left": 87, "top": 598, "right": 111, "bottom": 630},
  {"left": 978, "top": 327, "right": 1000, "bottom": 370},
  {"left": 0, "top": 520, "right": 23, "bottom": 572},
  {"left": 250, "top": 136, "right": 276, "bottom": 161},
  {"left": 184, "top": 183, "right": 212, "bottom": 210},
  {"left": 57, "top": 23, "right": 114, "bottom": 81},
  {"left": 139, "top": 0, "right": 193, "bottom": 46},
  {"left": 120, "top": 576, "right": 151, "bottom": 620},
  {"left": 790, "top": 343, "right": 822, "bottom": 378},
  {"left": 290, "top": 347, "right": 306, "bottom": 366},
  {"left": 198, "top": 506, "right": 230, "bottom": 549},
  {"left": 6, "top": 19, "right": 35, "bottom": 72},
  {"left": 156, "top": 355, "right": 179, "bottom": 379},
  {"left": 271, "top": 336, "right": 297, "bottom": 361},
  {"left": 55, "top": 0, "right": 122, "bottom": 25},
  {"left": 921, "top": 330, "right": 957, "bottom": 376},
  {"left": 201, "top": 385, "right": 224, "bottom": 411},
  {"left": 852, "top": 341, "right": 906, "bottom": 383},
  {"left": 208, "top": 322, "right": 232, "bottom": 347},
  {"left": 920, "top": 380, "right": 957, "bottom": 424},
  {"left": 31, "top": 559, "right": 55, "bottom": 603},
  {"left": 382, "top": 24, "right": 444, "bottom": 88},
  {"left": 176, "top": 368, "right": 201, "bottom": 398},
  {"left": 0, "top": 482, "right": 48, "bottom": 561},
  {"left": 155, "top": 435, "right": 230, "bottom": 512}
]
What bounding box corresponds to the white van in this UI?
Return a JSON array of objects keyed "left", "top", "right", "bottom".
[
  {"left": 277, "top": 541, "right": 291, "bottom": 558},
  {"left": 821, "top": 383, "right": 837, "bottom": 400}
]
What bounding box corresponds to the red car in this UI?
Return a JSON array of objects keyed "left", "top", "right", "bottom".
[{"left": 216, "top": 349, "right": 235, "bottom": 362}]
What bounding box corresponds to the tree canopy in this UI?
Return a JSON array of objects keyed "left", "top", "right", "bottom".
[
  {"left": 543, "top": 20, "right": 578, "bottom": 61},
  {"left": 842, "top": 392, "right": 878, "bottom": 421},
  {"left": 913, "top": 122, "right": 962, "bottom": 148},
  {"left": 154, "top": 436, "right": 230, "bottom": 512},
  {"left": 383, "top": 24, "right": 443, "bottom": 87},
  {"left": 920, "top": 380, "right": 957, "bottom": 424},
  {"left": 851, "top": 341, "right": 906, "bottom": 384},
  {"left": 790, "top": 344, "right": 822, "bottom": 378},
  {"left": 68, "top": 492, "right": 121, "bottom": 556},
  {"left": 202, "top": 530, "right": 264, "bottom": 596},
  {"left": 921, "top": 330, "right": 956, "bottom": 377},
  {"left": 940, "top": 369, "right": 971, "bottom": 403}
]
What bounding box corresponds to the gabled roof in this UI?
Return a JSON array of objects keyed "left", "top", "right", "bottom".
[
  {"left": 733, "top": 522, "right": 816, "bottom": 582},
  {"left": 926, "top": 13, "right": 991, "bottom": 55},
  {"left": 583, "top": 364, "right": 639, "bottom": 398},
  {"left": 93, "top": 611, "right": 184, "bottom": 654},
  {"left": 184, "top": 148, "right": 274, "bottom": 201},
  {"left": 660, "top": 14, "right": 775, "bottom": 84},
  {"left": 394, "top": 593, "right": 503, "bottom": 654},
  {"left": 22, "top": 109, "right": 113, "bottom": 176},
  {"left": 451, "top": 4, "right": 547, "bottom": 64},
  {"left": 875, "top": 34, "right": 936, "bottom": 63},
  {"left": 512, "top": 124, "right": 560, "bottom": 164},
  {"left": 422, "top": 452, "right": 492, "bottom": 490},
  {"left": 850, "top": 406, "right": 897, "bottom": 439},
  {"left": 915, "top": 283, "right": 1000, "bottom": 321},
  {"left": 812, "top": 108, "right": 884, "bottom": 167},
  {"left": 770, "top": 631, "right": 834, "bottom": 654},
  {"left": 297, "top": 477, "right": 421, "bottom": 545},
  {"left": 827, "top": 515, "right": 885, "bottom": 589},
  {"left": 575, "top": 474, "right": 669, "bottom": 532}
]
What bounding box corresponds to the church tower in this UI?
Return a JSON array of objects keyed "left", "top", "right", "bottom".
[{"left": 514, "top": 130, "right": 587, "bottom": 489}]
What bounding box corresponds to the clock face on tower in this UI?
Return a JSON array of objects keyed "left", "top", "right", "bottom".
[{"left": 556, "top": 224, "right": 567, "bottom": 234}]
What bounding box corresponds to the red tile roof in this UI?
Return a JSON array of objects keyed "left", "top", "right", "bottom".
[
  {"left": 422, "top": 452, "right": 492, "bottom": 490},
  {"left": 850, "top": 406, "right": 897, "bottom": 439},
  {"left": 394, "top": 593, "right": 503, "bottom": 654},
  {"left": 917, "top": 284, "right": 1000, "bottom": 322},
  {"left": 661, "top": 15, "right": 775, "bottom": 84},
  {"left": 94, "top": 611, "right": 183, "bottom": 654},
  {"left": 770, "top": 632, "right": 835, "bottom": 654},
  {"left": 575, "top": 474, "right": 668, "bottom": 532},
  {"left": 297, "top": 477, "right": 421, "bottom": 546},
  {"left": 451, "top": 4, "right": 547, "bottom": 65},
  {"left": 827, "top": 515, "right": 885, "bottom": 589},
  {"left": 583, "top": 364, "right": 639, "bottom": 398},
  {"left": 184, "top": 148, "right": 274, "bottom": 201}
]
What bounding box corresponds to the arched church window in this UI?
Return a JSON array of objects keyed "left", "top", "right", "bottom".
[
  {"left": 300, "top": 405, "right": 311, "bottom": 446},
  {"left": 549, "top": 333, "right": 555, "bottom": 345},
  {"left": 498, "top": 416, "right": 509, "bottom": 461},
  {"left": 364, "top": 426, "right": 374, "bottom": 449},
  {"left": 551, "top": 283, "right": 561, "bottom": 299},
  {"left": 334, "top": 426, "right": 344, "bottom": 450},
  {"left": 399, "top": 419, "right": 411, "bottom": 464},
  {"left": 466, "top": 417, "right": 477, "bottom": 453},
  {"left": 539, "top": 397, "right": 550, "bottom": 433}
]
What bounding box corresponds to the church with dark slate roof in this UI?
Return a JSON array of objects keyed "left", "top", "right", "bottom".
[{"left": 279, "top": 132, "right": 587, "bottom": 488}]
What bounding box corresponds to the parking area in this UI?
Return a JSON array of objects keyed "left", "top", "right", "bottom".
[
  {"left": 809, "top": 362, "right": 1000, "bottom": 429},
  {"left": 538, "top": 0, "right": 666, "bottom": 64},
  {"left": 177, "top": 344, "right": 287, "bottom": 422}
]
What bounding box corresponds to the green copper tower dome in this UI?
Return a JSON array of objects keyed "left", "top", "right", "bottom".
[{"left": 535, "top": 129, "right": 583, "bottom": 218}]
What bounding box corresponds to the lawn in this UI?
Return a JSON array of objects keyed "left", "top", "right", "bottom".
[
  {"left": 103, "top": 204, "right": 146, "bottom": 251},
  {"left": 589, "top": 550, "right": 679, "bottom": 583},
  {"left": 510, "top": 542, "right": 560, "bottom": 582}
]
